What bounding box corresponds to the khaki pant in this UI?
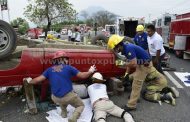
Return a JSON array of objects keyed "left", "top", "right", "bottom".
[
  {"left": 144, "top": 71, "right": 167, "bottom": 101},
  {"left": 51, "top": 91, "right": 84, "bottom": 120},
  {"left": 94, "top": 100, "right": 134, "bottom": 122},
  {"left": 127, "top": 62, "right": 167, "bottom": 108}
]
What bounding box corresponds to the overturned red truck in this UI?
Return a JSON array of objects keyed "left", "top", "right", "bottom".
[{"left": 0, "top": 48, "right": 125, "bottom": 87}]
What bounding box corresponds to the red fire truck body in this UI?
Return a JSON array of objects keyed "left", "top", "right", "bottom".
[{"left": 155, "top": 12, "right": 190, "bottom": 59}]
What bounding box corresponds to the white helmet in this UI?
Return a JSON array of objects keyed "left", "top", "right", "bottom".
[{"left": 92, "top": 72, "right": 105, "bottom": 82}]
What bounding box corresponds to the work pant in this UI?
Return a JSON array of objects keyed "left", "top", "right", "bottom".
[
  {"left": 144, "top": 70, "right": 167, "bottom": 101},
  {"left": 71, "top": 38, "right": 75, "bottom": 42},
  {"left": 127, "top": 62, "right": 158, "bottom": 108},
  {"left": 51, "top": 91, "right": 84, "bottom": 120},
  {"left": 94, "top": 100, "right": 134, "bottom": 122},
  {"left": 68, "top": 36, "right": 71, "bottom": 41},
  {"left": 152, "top": 53, "right": 165, "bottom": 74}
]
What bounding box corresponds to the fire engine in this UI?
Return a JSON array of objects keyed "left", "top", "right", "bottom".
[{"left": 155, "top": 12, "right": 190, "bottom": 59}]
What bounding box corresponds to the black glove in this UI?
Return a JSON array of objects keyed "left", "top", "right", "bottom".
[
  {"left": 123, "top": 73, "right": 132, "bottom": 92},
  {"left": 124, "top": 73, "right": 130, "bottom": 82}
]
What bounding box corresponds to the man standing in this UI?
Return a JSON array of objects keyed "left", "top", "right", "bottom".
[
  {"left": 75, "top": 28, "right": 81, "bottom": 42},
  {"left": 67, "top": 28, "right": 72, "bottom": 41},
  {"left": 24, "top": 51, "right": 96, "bottom": 122},
  {"left": 134, "top": 25, "right": 148, "bottom": 51},
  {"left": 71, "top": 28, "right": 76, "bottom": 42},
  {"left": 147, "top": 24, "right": 165, "bottom": 74},
  {"left": 107, "top": 35, "right": 177, "bottom": 111},
  {"left": 88, "top": 72, "right": 134, "bottom": 122}
]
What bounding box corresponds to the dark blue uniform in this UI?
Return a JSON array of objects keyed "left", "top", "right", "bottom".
[
  {"left": 43, "top": 65, "right": 79, "bottom": 97},
  {"left": 133, "top": 32, "right": 148, "bottom": 50},
  {"left": 122, "top": 43, "right": 151, "bottom": 65}
]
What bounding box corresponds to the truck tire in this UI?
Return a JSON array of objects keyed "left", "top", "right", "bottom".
[
  {"left": 91, "top": 34, "right": 108, "bottom": 45},
  {"left": 0, "top": 20, "right": 17, "bottom": 59},
  {"left": 175, "top": 50, "right": 183, "bottom": 58}
]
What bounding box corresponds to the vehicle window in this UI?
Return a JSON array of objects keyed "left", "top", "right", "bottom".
[
  {"left": 158, "top": 19, "right": 162, "bottom": 26},
  {"left": 164, "top": 16, "right": 171, "bottom": 26},
  {"left": 110, "top": 26, "right": 115, "bottom": 34}
]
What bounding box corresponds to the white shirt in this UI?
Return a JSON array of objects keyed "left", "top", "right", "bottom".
[
  {"left": 68, "top": 30, "right": 72, "bottom": 37},
  {"left": 87, "top": 83, "right": 109, "bottom": 106},
  {"left": 71, "top": 32, "right": 76, "bottom": 38},
  {"left": 147, "top": 32, "right": 165, "bottom": 56},
  {"left": 75, "top": 32, "right": 81, "bottom": 42}
]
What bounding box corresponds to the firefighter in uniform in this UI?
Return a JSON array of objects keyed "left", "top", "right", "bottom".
[
  {"left": 88, "top": 72, "right": 134, "bottom": 122},
  {"left": 107, "top": 35, "right": 179, "bottom": 111},
  {"left": 24, "top": 51, "right": 96, "bottom": 122},
  {"left": 134, "top": 25, "right": 148, "bottom": 51}
]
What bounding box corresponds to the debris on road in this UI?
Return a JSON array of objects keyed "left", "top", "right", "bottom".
[
  {"left": 174, "top": 72, "right": 190, "bottom": 87},
  {"left": 46, "top": 99, "right": 92, "bottom": 122}
]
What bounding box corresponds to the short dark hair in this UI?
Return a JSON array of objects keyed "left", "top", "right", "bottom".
[
  {"left": 75, "top": 28, "right": 78, "bottom": 32},
  {"left": 147, "top": 24, "right": 156, "bottom": 31}
]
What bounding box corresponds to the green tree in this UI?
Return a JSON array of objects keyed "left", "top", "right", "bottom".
[
  {"left": 24, "top": 0, "right": 76, "bottom": 37},
  {"left": 86, "top": 18, "right": 94, "bottom": 27},
  {"left": 91, "top": 10, "right": 117, "bottom": 27},
  {"left": 10, "top": 18, "right": 29, "bottom": 35}
]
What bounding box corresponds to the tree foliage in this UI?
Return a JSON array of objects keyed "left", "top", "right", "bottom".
[
  {"left": 85, "top": 10, "right": 117, "bottom": 27},
  {"left": 40, "top": 21, "right": 84, "bottom": 32},
  {"left": 24, "top": 0, "right": 76, "bottom": 36},
  {"left": 93, "top": 10, "right": 116, "bottom": 27},
  {"left": 10, "top": 17, "right": 29, "bottom": 35}
]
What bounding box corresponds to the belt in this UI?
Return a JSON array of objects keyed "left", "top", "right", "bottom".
[{"left": 93, "top": 98, "right": 109, "bottom": 107}]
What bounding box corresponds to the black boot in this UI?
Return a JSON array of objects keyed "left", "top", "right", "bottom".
[
  {"left": 160, "top": 92, "right": 176, "bottom": 106},
  {"left": 124, "top": 105, "right": 136, "bottom": 112},
  {"left": 161, "top": 87, "right": 179, "bottom": 98}
]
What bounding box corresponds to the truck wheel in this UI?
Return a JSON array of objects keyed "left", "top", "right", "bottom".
[
  {"left": 175, "top": 50, "right": 184, "bottom": 58},
  {"left": 0, "top": 20, "right": 17, "bottom": 59},
  {"left": 91, "top": 34, "right": 108, "bottom": 45}
]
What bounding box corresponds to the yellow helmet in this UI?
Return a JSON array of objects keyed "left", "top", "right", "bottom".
[
  {"left": 107, "top": 35, "right": 125, "bottom": 49},
  {"left": 47, "top": 34, "right": 54, "bottom": 39},
  {"left": 136, "top": 25, "right": 144, "bottom": 32}
]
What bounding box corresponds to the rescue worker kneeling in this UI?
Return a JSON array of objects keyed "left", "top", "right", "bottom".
[
  {"left": 142, "top": 69, "right": 179, "bottom": 105},
  {"left": 24, "top": 51, "right": 96, "bottom": 122},
  {"left": 88, "top": 72, "right": 135, "bottom": 122},
  {"left": 116, "top": 52, "right": 179, "bottom": 106},
  {"left": 107, "top": 35, "right": 179, "bottom": 111}
]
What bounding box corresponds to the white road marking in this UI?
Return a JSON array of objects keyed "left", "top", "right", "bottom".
[{"left": 164, "top": 71, "right": 184, "bottom": 89}]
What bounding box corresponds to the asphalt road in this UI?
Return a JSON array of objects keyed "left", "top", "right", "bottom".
[{"left": 0, "top": 49, "right": 190, "bottom": 122}]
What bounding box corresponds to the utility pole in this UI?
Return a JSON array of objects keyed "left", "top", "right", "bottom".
[
  {"left": 0, "top": 0, "right": 3, "bottom": 20},
  {"left": 94, "top": 22, "right": 97, "bottom": 36},
  {"left": 1, "top": 9, "right": 3, "bottom": 20},
  {"left": 148, "top": 13, "right": 151, "bottom": 23},
  {"left": 7, "top": 0, "right": 10, "bottom": 22}
]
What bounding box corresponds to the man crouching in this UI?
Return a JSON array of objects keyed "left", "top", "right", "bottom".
[
  {"left": 24, "top": 51, "right": 96, "bottom": 122},
  {"left": 88, "top": 72, "right": 135, "bottom": 122}
]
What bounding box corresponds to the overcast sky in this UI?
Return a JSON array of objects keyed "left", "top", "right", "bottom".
[
  {"left": 2, "top": 0, "right": 190, "bottom": 27},
  {"left": 69, "top": 0, "right": 190, "bottom": 20}
]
